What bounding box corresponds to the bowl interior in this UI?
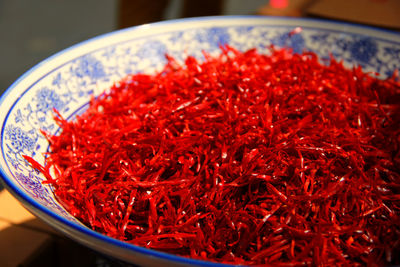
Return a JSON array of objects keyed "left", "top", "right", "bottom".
[{"left": 0, "top": 16, "right": 399, "bottom": 265}]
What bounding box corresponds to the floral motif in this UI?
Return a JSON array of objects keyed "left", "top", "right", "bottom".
[
  {"left": 384, "top": 46, "right": 400, "bottom": 61},
  {"left": 206, "top": 27, "right": 230, "bottom": 46},
  {"left": 14, "top": 109, "right": 24, "bottom": 124},
  {"left": 349, "top": 37, "right": 378, "bottom": 64},
  {"left": 5, "top": 125, "right": 36, "bottom": 152},
  {"left": 74, "top": 55, "right": 106, "bottom": 80},
  {"left": 272, "top": 31, "right": 305, "bottom": 54},
  {"left": 168, "top": 31, "right": 184, "bottom": 44},
  {"left": 15, "top": 172, "right": 46, "bottom": 199},
  {"left": 35, "top": 87, "right": 65, "bottom": 112},
  {"left": 136, "top": 40, "right": 167, "bottom": 59},
  {"left": 52, "top": 72, "right": 63, "bottom": 88},
  {"left": 195, "top": 27, "right": 230, "bottom": 48},
  {"left": 235, "top": 26, "right": 255, "bottom": 35}
]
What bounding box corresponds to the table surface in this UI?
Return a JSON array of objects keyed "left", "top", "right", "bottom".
[{"left": 0, "top": 189, "right": 135, "bottom": 267}]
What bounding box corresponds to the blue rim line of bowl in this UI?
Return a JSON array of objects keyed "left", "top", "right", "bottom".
[
  {"left": 1, "top": 15, "right": 399, "bottom": 110},
  {"left": 1, "top": 15, "right": 399, "bottom": 104},
  {"left": 0, "top": 15, "right": 399, "bottom": 266}
]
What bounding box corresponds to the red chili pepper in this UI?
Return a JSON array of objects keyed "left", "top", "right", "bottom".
[{"left": 26, "top": 45, "right": 400, "bottom": 265}]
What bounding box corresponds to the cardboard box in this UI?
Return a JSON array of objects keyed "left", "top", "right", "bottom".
[
  {"left": 306, "top": 0, "right": 400, "bottom": 30},
  {"left": 257, "top": 0, "right": 400, "bottom": 31}
]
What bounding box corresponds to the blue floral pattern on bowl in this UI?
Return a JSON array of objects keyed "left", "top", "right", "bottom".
[
  {"left": 272, "top": 30, "right": 305, "bottom": 54},
  {"left": 73, "top": 55, "right": 106, "bottom": 81},
  {"left": 35, "top": 87, "right": 65, "bottom": 113},
  {"left": 349, "top": 37, "right": 378, "bottom": 63},
  {"left": 5, "top": 125, "right": 36, "bottom": 152},
  {"left": 0, "top": 16, "right": 399, "bottom": 266}
]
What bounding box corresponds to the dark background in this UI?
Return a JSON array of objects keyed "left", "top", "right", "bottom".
[{"left": 0, "top": 0, "right": 267, "bottom": 96}]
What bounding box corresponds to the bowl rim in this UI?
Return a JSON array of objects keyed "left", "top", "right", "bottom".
[
  {"left": 1, "top": 15, "right": 399, "bottom": 104},
  {"left": 0, "top": 15, "right": 399, "bottom": 266}
]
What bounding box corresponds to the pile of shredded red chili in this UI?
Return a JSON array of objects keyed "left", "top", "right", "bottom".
[{"left": 25, "top": 45, "right": 400, "bottom": 266}]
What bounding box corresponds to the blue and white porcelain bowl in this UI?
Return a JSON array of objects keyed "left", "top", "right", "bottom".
[{"left": 0, "top": 16, "right": 399, "bottom": 266}]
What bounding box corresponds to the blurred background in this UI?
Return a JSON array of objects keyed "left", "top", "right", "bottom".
[{"left": 0, "top": 0, "right": 269, "bottom": 96}]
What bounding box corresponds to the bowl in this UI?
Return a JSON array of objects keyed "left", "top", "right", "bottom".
[{"left": 0, "top": 16, "right": 399, "bottom": 266}]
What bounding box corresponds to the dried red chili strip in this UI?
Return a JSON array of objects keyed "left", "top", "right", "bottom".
[
  {"left": 23, "top": 155, "right": 56, "bottom": 183},
  {"left": 25, "top": 45, "right": 400, "bottom": 266}
]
